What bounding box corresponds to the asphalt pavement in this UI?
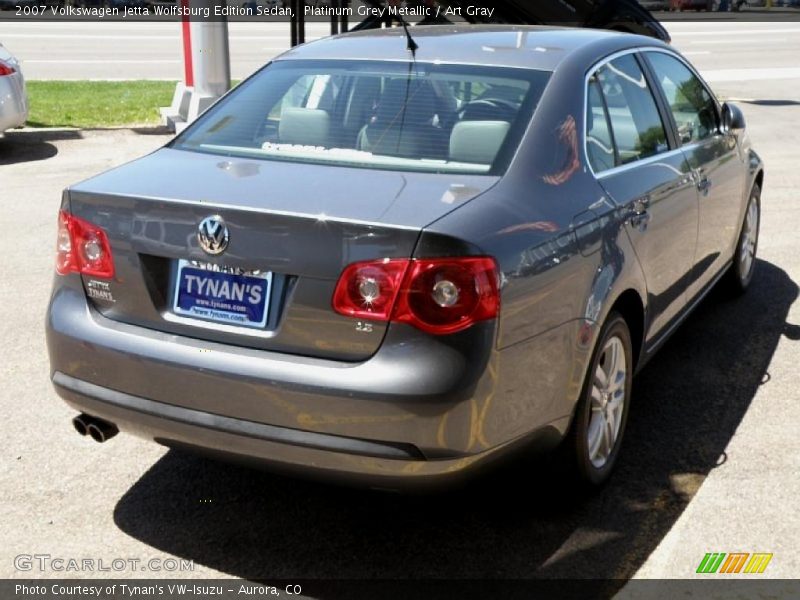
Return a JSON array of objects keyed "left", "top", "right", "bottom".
[{"left": 0, "top": 19, "right": 798, "bottom": 594}]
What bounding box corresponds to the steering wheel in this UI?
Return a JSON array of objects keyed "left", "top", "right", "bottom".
[{"left": 458, "top": 98, "right": 519, "bottom": 121}]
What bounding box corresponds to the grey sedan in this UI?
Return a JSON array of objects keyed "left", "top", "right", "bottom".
[{"left": 46, "top": 26, "right": 763, "bottom": 489}]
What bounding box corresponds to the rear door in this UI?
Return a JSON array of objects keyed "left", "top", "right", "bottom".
[
  {"left": 587, "top": 52, "right": 699, "bottom": 341},
  {"left": 643, "top": 50, "right": 746, "bottom": 300}
]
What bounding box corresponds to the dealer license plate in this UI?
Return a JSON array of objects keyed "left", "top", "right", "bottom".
[{"left": 172, "top": 260, "right": 272, "bottom": 329}]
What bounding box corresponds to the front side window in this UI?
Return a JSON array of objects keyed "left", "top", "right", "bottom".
[
  {"left": 174, "top": 60, "right": 551, "bottom": 175},
  {"left": 646, "top": 52, "right": 719, "bottom": 145},
  {"left": 592, "top": 54, "right": 669, "bottom": 166}
]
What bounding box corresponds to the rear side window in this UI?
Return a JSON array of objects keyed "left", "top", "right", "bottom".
[
  {"left": 590, "top": 54, "right": 669, "bottom": 167},
  {"left": 646, "top": 52, "right": 719, "bottom": 145},
  {"left": 174, "top": 60, "right": 551, "bottom": 175},
  {"left": 586, "top": 77, "right": 616, "bottom": 173}
]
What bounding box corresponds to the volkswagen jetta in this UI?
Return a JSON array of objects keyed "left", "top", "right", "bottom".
[{"left": 46, "top": 26, "right": 764, "bottom": 489}]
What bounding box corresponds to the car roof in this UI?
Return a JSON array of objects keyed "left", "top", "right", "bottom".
[{"left": 276, "top": 25, "right": 668, "bottom": 72}]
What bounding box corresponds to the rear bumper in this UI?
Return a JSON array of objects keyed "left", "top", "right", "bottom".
[
  {"left": 46, "top": 282, "right": 568, "bottom": 487},
  {"left": 53, "top": 371, "right": 559, "bottom": 489}
]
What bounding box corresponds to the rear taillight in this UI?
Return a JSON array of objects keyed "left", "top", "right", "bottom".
[
  {"left": 332, "top": 259, "right": 409, "bottom": 321},
  {"left": 394, "top": 258, "right": 500, "bottom": 335},
  {"left": 0, "top": 61, "right": 15, "bottom": 77},
  {"left": 333, "top": 257, "right": 499, "bottom": 335},
  {"left": 56, "top": 210, "right": 115, "bottom": 279}
]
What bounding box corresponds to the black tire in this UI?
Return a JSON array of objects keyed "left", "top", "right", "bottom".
[
  {"left": 724, "top": 183, "right": 761, "bottom": 295},
  {"left": 564, "top": 312, "right": 633, "bottom": 486}
]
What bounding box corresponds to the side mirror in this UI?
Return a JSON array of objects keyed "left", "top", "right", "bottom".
[{"left": 721, "top": 102, "right": 746, "bottom": 134}]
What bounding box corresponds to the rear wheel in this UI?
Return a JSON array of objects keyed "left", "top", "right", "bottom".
[
  {"left": 724, "top": 183, "right": 761, "bottom": 295},
  {"left": 565, "top": 313, "right": 633, "bottom": 486}
]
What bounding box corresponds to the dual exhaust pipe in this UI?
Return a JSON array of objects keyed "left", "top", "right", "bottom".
[{"left": 72, "top": 413, "right": 118, "bottom": 443}]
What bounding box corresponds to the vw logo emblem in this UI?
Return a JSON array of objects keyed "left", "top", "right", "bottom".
[{"left": 197, "top": 215, "right": 229, "bottom": 256}]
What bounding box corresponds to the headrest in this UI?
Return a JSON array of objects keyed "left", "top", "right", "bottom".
[
  {"left": 279, "top": 107, "right": 331, "bottom": 147},
  {"left": 373, "top": 79, "right": 438, "bottom": 127},
  {"left": 343, "top": 77, "right": 381, "bottom": 131},
  {"left": 449, "top": 121, "right": 511, "bottom": 165}
]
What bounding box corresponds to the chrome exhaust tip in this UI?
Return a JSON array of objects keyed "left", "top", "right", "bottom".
[
  {"left": 72, "top": 414, "right": 90, "bottom": 436},
  {"left": 72, "top": 413, "right": 119, "bottom": 443},
  {"left": 86, "top": 419, "right": 119, "bottom": 444}
]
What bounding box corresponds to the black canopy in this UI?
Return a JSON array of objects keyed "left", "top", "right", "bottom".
[{"left": 354, "top": 0, "right": 670, "bottom": 41}]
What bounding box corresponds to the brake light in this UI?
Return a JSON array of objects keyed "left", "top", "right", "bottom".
[
  {"left": 333, "top": 257, "right": 499, "bottom": 335},
  {"left": 332, "top": 259, "right": 409, "bottom": 321},
  {"left": 56, "top": 210, "right": 115, "bottom": 279},
  {"left": 394, "top": 258, "right": 500, "bottom": 335},
  {"left": 0, "top": 61, "right": 15, "bottom": 77}
]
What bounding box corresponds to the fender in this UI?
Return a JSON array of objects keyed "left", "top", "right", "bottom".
[{"left": 573, "top": 199, "right": 649, "bottom": 369}]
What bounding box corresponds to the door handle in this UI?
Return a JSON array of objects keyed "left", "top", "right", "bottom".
[
  {"left": 629, "top": 196, "right": 651, "bottom": 231},
  {"left": 696, "top": 175, "right": 712, "bottom": 195}
]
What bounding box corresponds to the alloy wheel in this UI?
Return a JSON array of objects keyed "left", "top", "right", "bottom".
[
  {"left": 739, "top": 196, "right": 759, "bottom": 283},
  {"left": 587, "top": 336, "right": 627, "bottom": 469}
]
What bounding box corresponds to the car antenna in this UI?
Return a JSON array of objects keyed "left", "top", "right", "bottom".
[
  {"left": 397, "top": 14, "right": 419, "bottom": 56},
  {"left": 395, "top": 13, "right": 419, "bottom": 154}
]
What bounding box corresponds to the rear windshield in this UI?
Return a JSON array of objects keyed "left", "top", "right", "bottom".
[{"left": 173, "top": 60, "right": 551, "bottom": 175}]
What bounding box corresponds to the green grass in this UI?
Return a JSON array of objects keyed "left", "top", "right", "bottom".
[{"left": 26, "top": 80, "right": 178, "bottom": 128}]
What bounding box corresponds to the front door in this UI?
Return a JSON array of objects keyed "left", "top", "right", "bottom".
[
  {"left": 643, "top": 50, "right": 747, "bottom": 300},
  {"left": 587, "top": 53, "right": 699, "bottom": 341}
]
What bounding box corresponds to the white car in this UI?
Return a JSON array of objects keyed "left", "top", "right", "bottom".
[{"left": 0, "top": 43, "right": 28, "bottom": 136}]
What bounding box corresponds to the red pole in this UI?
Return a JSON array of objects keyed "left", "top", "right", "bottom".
[{"left": 181, "top": 0, "right": 194, "bottom": 87}]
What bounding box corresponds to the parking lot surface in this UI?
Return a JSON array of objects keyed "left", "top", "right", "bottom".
[{"left": 0, "top": 21, "right": 798, "bottom": 590}]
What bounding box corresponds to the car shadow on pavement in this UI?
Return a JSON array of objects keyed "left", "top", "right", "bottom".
[
  {"left": 130, "top": 125, "right": 175, "bottom": 137},
  {"left": 113, "top": 259, "right": 797, "bottom": 593},
  {"left": 738, "top": 100, "right": 800, "bottom": 107},
  {"left": 0, "top": 129, "right": 81, "bottom": 166}
]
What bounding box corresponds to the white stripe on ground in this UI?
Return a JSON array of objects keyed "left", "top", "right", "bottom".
[
  {"left": 28, "top": 78, "right": 183, "bottom": 81},
  {"left": 702, "top": 67, "right": 800, "bottom": 82},
  {"left": 23, "top": 59, "right": 182, "bottom": 64},
  {"left": 669, "top": 28, "right": 800, "bottom": 36},
  {"left": 23, "top": 53, "right": 287, "bottom": 64},
  {"left": 0, "top": 34, "right": 322, "bottom": 41},
  {"left": 689, "top": 38, "right": 788, "bottom": 45}
]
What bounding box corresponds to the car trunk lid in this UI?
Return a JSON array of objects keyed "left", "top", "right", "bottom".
[{"left": 67, "top": 148, "right": 497, "bottom": 361}]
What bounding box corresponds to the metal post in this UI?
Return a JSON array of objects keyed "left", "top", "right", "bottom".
[
  {"left": 331, "top": 0, "right": 339, "bottom": 36},
  {"left": 181, "top": 0, "right": 193, "bottom": 88},
  {"left": 298, "top": 0, "right": 306, "bottom": 44},
  {"left": 160, "top": 0, "right": 194, "bottom": 131},
  {"left": 189, "top": 0, "right": 231, "bottom": 101},
  {"left": 160, "top": 0, "right": 231, "bottom": 132},
  {"left": 291, "top": 0, "right": 299, "bottom": 46}
]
